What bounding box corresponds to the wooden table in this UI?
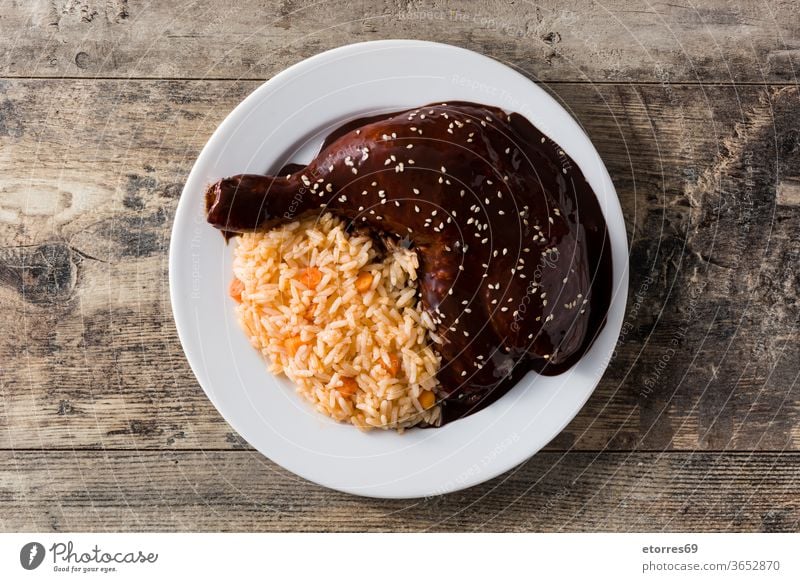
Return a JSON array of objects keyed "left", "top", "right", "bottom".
[{"left": 1, "top": 1, "right": 798, "bottom": 532}]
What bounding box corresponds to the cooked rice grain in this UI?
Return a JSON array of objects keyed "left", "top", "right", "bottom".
[{"left": 233, "top": 213, "right": 441, "bottom": 430}]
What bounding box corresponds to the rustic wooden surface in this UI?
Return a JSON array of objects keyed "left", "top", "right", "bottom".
[{"left": 0, "top": 1, "right": 798, "bottom": 532}]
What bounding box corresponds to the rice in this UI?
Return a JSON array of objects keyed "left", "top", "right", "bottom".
[{"left": 232, "top": 213, "right": 442, "bottom": 430}]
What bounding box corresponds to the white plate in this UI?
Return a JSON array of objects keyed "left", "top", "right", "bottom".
[{"left": 169, "top": 40, "right": 629, "bottom": 498}]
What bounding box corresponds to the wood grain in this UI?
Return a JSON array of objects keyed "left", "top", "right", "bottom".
[
  {"left": 0, "top": 0, "right": 798, "bottom": 533},
  {"left": 0, "top": 451, "right": 796, "bottom": 532},
  {"left": 0, "top": 1, "right": 798, "bottom": 83},
  {"left": 0, "top": 79, "right": 797, "bottom": 452}
]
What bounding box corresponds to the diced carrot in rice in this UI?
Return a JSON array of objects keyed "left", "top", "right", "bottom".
[
  {"left": 419, "top": 390, "right": 436, "bottom": 409},
  {"left": 383, "top": 353, "right": 400, "bottom": 375},
  {"left": 354, "top": 272, "right": 373, "bottom": 292},
  {"left": 229, "top": 277, "right": 245, "bottom": 302},
  {"left": 338, "top": 377, "right": 359, "bottom": 397},
  {"left": 285, "top": 335, "right": 306, "bottom": 357},
  {"left": 296, "top": 267, "right": 323, "bottom": 288}
]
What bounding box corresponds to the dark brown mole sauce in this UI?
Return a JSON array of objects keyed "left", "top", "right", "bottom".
[{"left": 205, "top": 102, "right": 613, "bottom": 426}]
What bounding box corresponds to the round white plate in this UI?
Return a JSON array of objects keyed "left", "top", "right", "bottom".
[{"left": 169, "top": 40, "right": 629, "bottom": 498}]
